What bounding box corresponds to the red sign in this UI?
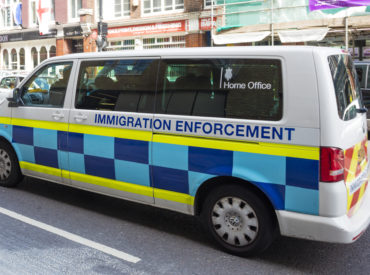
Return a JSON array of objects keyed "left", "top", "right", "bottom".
[
  {"left": 106, "top": 20, "right": 186, "bottom": 38},
  {"left": 199, "top": 17, "right": 216, "bottom": 31}
]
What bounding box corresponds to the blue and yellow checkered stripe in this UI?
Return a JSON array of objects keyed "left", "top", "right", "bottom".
[{"left": 2, "top": 119, "right": 320, "bottom": 215}]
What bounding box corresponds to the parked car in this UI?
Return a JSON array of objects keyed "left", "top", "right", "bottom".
[{"left": 355, "top": 61, "right": 370, "bottom": 128}]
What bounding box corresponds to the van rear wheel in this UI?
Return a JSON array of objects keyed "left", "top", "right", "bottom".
[
  {"left": 201, "top": 184, "right": 276, "bottom": 256},
  {"left": 0, "top": 141, "right": 22, "bottom": 187}
]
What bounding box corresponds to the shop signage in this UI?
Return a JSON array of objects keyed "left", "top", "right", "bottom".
[
  {"left": 199, "top": 17, "right": 217, "bottom": 31},
  {"left": 106, "top": 20, "right": 186, "bottom": 38},
  {"left": 0, "top": 30, "right": 57, "bottom": 43},
  {"left": 64, "top": 26, "right": 83, "bottom": 37},
  {"left": 309, "top": 0, "right": 370, "bottom": 11}
]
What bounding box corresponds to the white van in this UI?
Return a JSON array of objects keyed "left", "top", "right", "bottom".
[{"left": 0, "top": 46, "right": 369, "bottom": 256}]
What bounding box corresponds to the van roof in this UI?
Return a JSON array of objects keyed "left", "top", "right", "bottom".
[{"left": 50, "top": 46, "right": 345, "bottom": 61}]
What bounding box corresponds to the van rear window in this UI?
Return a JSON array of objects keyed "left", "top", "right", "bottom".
[{"left": 328, "top": 55, "right": 363, "bottom": 121}]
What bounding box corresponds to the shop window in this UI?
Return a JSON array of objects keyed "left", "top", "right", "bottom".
[
  {"left": 40, "top": 47, "right": 48, "bottom": 63},
  {"left": 157, "top": 59, "right": 283, "bottom": 121},
  {"left": 114, "top": 0, "right": 130, "bottom": 17},
  {"left": 50, "top": 46, "right": 57, "bottom": 58},
  {"left": 70, "top": 0, "right": 82, "bottom": 21},
  {"left": 143, "top": 36, "right": 185, "bottom": 49},
  {"left": 31, "top": 47, "right": 38, "bottom": 68},
  {"left": 3, "top": 50, "right": 9, "bottom": 70},
  {"left": 143, "top": 0, "right": 183, "bottom": 15},
  {"left": 106, "top": 40, "right": 135, "bottom": 51},
  {"left": 19, "top": 48, "right": 25, "bottom": 71},
  {"left": 11, "top": 49, "right": 17, "bottom": 70}
]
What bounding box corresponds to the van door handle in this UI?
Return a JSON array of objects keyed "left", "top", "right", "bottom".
[
  {"left": 74, "top": 114, "right": 87, "bottom": 122},
  {"left": 52, "top": 112, "right": 65, "bottom": 120}
]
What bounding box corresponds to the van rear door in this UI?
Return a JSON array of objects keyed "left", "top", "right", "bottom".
[{"left": 327, "top": 54, "right": 368, "bottom": 217}]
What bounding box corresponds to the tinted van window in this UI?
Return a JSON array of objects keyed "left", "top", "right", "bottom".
[
  {"left": 75, "top": 59, "right": 159, "bottom": 112},
  {"left": 328, "top": 55, "right": 363, "bottom": 121},
  {"left": 157, "top": 59, "right": 283, "bottom": 121}
]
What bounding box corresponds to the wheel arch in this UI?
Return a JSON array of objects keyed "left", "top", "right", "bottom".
[
  {"left": 194, "top": 176, "right": 279, "bottom": 225},
  {"left": 0, "top": 134, "right": 21, "bottom": 163}
]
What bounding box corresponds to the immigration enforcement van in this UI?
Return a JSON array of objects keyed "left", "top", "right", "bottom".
[{"left": 0, "top": 46, "right": 369, "bottom": 256}]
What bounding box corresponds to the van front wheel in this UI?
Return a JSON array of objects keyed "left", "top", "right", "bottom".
[
  {"left": 201, "top": 184, "right": 276, "bottom": 256},
  {"left": 0, "top": 141, "right": 22, "bottom": 187}
]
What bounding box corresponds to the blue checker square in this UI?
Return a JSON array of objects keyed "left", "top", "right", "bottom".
[
  {"left": 115, "top": 160, "right": 150, "bottom": 186},
  {"left": 34, "top": 147, "right": 59, "bottom": 169},
  {"left": 58, "top": 151, "right": 69, "bottom": 171},
  {"left": 69, "top": 152, "right": 85, "bottom": 174},
  {"left": 16, "top": 143, "right": 35, "bottom": 163},
  {"left": 114, "top": 138, "right": 149, "bottom": 164},
  {"left": 58, "top": 131, "right": 68, "bottom": 151},
  {"left": 188, "top": 171, "right": 214, "bottom": 197},
  {"left": 85, "top": 155, "right": 115, "bottom": 180},
  {"left": 286, "top": 157, "right": 319, "bottom": 190},
  {"left": 285, "top": 186, "right": 319, "bottom": 215},
  {"left": 13, "top": 125, "right": 33, "bottom": 145},
  {"left": 233, "top": 152, "right": 286, "bottom": 185},
  {"left": 84, "top": 134, "right": 114, "bottom": 159},
  {"left": 189, "top": 146, "right": 233, "bottom": 176},
  {"left": 68, "top": 132, "right": 84, "bottom": 154},
  {"left": 152, "top": 166, "right": 189, "bottom": 194},
  {"left": 152, "top": 142, "right": 188, "bottom": 170},
  {"left": 34, "top": 128, "right": 58, "bottom": 150}
]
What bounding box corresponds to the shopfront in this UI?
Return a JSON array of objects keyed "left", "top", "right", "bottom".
[
  {"left": 97, "top": 20, "right": 188, "bottom": 51},
  {"left": 0, "top": 30, "right": 57, "bottom": 73}
]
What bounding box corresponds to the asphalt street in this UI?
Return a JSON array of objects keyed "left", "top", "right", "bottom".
[{"left": 0, "top": 177, "right": 369, "bottom": 275}]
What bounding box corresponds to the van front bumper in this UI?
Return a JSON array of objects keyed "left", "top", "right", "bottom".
[{"left": 276, "top": 185, "right": 370, "bottom": 243}]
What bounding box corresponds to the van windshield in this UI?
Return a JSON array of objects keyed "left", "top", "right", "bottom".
[{"left": 328, "top": 54, "right": 363, "bottom": 121}]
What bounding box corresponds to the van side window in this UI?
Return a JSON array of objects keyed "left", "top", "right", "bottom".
[
  {"left": 157, "top": 59, "right": 283, "bottom": 121},
  {"left": 75, "top": 59, "right": 159, "bottom": 112},
  {"left": 20, "top": 62, "right": 72, "bottom": 108}
]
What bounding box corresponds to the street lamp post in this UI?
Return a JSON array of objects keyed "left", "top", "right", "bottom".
[{"left": 96, "top": 0, "right": 107, "bottom": 52}]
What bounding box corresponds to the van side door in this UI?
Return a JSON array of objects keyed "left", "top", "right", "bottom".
[
  {"left": 67, "top": 58, "right": 159, "bottom": 204},
  {"left": 11, "top": 61, "right": 75, "bottom": 183}
]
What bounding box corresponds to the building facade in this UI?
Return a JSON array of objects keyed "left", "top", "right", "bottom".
[{"left": 0, "top": 0, "right": 215, "bottom": 72}]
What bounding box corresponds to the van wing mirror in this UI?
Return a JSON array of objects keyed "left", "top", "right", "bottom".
[{"left": 7, "top": 87, "right": 21, "bottom": 107}]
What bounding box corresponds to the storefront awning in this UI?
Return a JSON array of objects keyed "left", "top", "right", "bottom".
[
  {"left": 277, "top": 28, "right": 330, "bottom": 43},
  {"left": 213, "top": 31, "right": 271, "bottom": 45}
]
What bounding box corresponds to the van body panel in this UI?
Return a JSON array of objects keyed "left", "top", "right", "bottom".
[{"left": 1, "top": 46, "right": 369, "bottom": 246}]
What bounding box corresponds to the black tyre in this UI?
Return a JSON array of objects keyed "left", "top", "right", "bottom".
[
  {"left": 201, "top": 184, "right": 277, "bottom": 256},
  {"left": 0, "top": 141, "right": 22, "bottom": 187}
]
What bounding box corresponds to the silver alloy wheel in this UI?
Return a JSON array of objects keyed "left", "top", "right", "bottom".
[
  {"left": 0, "top": 149, "right": 11, "bottom": 180},
  {"left": 211, "top": 197, "right": 259, "bottom": 246}
]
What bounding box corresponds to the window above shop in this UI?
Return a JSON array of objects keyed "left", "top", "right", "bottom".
[
  {"left": 1, "top": 0, "right": 22, "bottom": 29},
  {"left": 95, "top": 0, "right": 130, "bottom": 20},
  {"left": 29, "top": 0, "right": 38, "bottom": 27},
  {"left": 204, "top": 0, "right": 213, "bottom": 9},
  {"left": 114, "top": 0, "right": 130, "bottom": 17},
  {"left": 69, "top": 0, "right": 82, "bottom": 22},
  {"left": 142, "top": 0, "right": 184, "bottom": 15}
]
